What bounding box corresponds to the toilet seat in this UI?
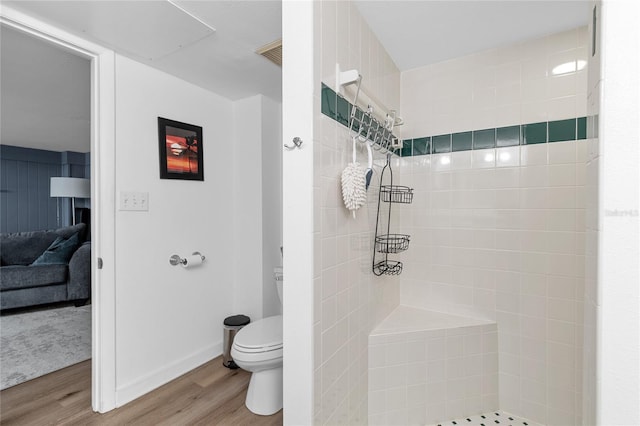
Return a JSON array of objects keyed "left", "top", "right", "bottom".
[
  {"left": 232, "top": 346, "right": 283, "bottom": 365},
  {"left": 233, "top": 315, "right": 282, "bottom": 354},
  {"left": 233, "top": 343, "right": 283, "bottom": 353}
]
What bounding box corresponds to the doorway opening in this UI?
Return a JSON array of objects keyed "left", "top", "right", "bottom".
[{"left": 0, "top": 8, "right": 117, "bottom": 412}]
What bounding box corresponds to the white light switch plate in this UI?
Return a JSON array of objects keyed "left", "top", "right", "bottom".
[{"left": 120, "top": 191, "right": 149, "bottom": 211}]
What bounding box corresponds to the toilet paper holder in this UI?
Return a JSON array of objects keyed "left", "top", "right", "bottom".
[{"left": 169, "top": 252, "right": 206, "bottom": 266}]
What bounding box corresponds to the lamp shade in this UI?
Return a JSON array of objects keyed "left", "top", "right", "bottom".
[{"left": 50, "top": 177, "right": 90, "bottom": 198}]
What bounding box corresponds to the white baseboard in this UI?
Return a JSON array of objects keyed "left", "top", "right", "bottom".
[{"left": 115, "top": 341, "right": 222, "bottom": 407}]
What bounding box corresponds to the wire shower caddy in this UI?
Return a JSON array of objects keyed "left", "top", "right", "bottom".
[{"left": 372, "top": 154, "right": 414, "bottom": 276}]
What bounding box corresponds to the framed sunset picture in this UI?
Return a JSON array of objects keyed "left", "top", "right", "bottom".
[{"left": 158, "top": 117, "right": 204, "bottom": 181}]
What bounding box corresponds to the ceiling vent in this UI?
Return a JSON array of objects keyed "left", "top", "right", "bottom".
[{"left": 256, "top": 39, "right": 282, "bottom": 67}]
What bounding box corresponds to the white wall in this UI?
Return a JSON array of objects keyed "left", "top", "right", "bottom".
[
  {"left": 113, "top": 60, "right": 283, "bottom": 405},
  {"left": 312, "top": 2, "right": 401, "bottom": 424},
  {"left": 594, "top": 1, "right": 640, "bottom": 424},
  {"left": 282, "top": 1, "right": 315, "bottom": 423},
  {"left": 232, "top": 94, "right": 283, "bottom": 320},
  {"left": 399, "top": 28, "right": 589, "bottom": 425},
  {"left": 233, "top": 96, "right": 264, "bottom": 321},
  {"left": 113, "top": 55, "right": 236, "bottom": 405},
  {"left": 261, "top": 96, "right": 283, "bottom": 317}
]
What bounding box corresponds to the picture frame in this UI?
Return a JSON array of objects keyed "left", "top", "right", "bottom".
[{"left": 158, "top": 117, "right": 204, "bottom": 181}]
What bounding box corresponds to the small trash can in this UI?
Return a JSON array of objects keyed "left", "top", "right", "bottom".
[{"left": 222, "top": 314, "right": 250, "bottom": 369}]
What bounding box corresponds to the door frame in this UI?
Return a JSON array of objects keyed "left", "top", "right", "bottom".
[{"left": 0, "top": 6, "right": 117, "bottom": 412}]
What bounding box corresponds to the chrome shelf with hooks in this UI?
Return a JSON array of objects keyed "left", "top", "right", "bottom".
[{"left": 338, "top": 66, "right": 402, "bottom": 153}]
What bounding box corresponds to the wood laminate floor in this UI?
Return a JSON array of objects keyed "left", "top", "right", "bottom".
[{"left": 0, "top": 356, "right": 283, "bottom": 425}]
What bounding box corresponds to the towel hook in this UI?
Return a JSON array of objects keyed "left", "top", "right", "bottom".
[{"left": 284, "top": 137, "right": 303, "bottom": 150}]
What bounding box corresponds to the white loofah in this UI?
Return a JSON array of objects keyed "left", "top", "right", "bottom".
[{"left": 341, "top": 161, "right": 367, "bottom": 218}]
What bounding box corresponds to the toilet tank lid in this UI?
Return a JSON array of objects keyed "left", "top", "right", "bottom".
[{"left": 234, "top": 315, "right": 283, "bottom": 349}]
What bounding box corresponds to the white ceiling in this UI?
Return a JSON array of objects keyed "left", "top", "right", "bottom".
[
  {"left": 1, "top": 1, "right": 590, "bottom": 153},
  {"left": 3, "top": 0, "right": 283, "bottom": 101},
  {"left": 1, "top": 25, "right": 91, "bottom": 152}
]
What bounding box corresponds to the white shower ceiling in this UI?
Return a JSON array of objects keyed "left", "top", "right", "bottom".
[{"left": 355, "top": 0, "right": 591, "bottom": 71}]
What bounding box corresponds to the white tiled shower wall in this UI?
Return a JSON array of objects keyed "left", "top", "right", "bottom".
[
  {"left": 397, "top": 142, "right": 587, "bottom": 425},
  {"left": 312, "top": 1, "right": 401, "bottom": 424},
  {"left": 397, "top": 28, "right": 589, "bottom": 425},
  {"left": 401, "top": 27, "right": 588, "bottom": 137}
]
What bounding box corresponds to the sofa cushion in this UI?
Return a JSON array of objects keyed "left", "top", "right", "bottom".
[
  {"left": 0, "top": 223, "right": 86, "bottom": 266},
  {"left": 0, "top": 264, "right": 68, "bottom": 291},
  {"left": 32, "top": 233, "right": 80, "bottom": 265}
]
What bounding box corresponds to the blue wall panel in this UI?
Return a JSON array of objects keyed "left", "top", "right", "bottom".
[
  {"left": 0, "top": 145, "right": 89, "bottom": 234},
  {"left": 3, "top": 160, "right": 19, "bottom": 232}
]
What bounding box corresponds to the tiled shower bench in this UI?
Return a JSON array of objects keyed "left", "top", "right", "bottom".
[{"left": 368, "top": 305, "right": 499, "bottom": 425}]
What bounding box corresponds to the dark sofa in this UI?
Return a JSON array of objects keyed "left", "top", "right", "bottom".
[{"left": 0, "top": 223, "right": 90, "bottom": 311}]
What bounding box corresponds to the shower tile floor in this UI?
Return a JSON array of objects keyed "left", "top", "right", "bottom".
[{"left": 428, "top": 411, "right": 542, "bottom": 426}]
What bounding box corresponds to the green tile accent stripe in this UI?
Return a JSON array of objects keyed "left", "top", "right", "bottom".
[
  {"left": 452, "top": 132, "right": 472, "bottom": 152},
  {"left": 336, "top": 96, "right": 351, "bottom": 127},
  {"left": 578, "top": 117, "right": 587, "bottom": 140},
  {"left": 321, "top": 82, "right": 588, "bottom": 157},
  {"left": 321, "top": 83, "right": 337, "bottom": 120},
  {"left": 473, "top": 129, "right": 496, "bottom": 149},
  {"left": 400, "top": 139, "right": 412, "bottom": 157},
  {"left": 413, "top": 137, "right": 431, "bottom": 156},
  {"left": 549, "top": 118, "right": 576, "bottom": 142},
  {"left": 432, "top": 134, "right": 452, "bottom": 153},
  {"left": 497, "top": 126, "right": 521, "bottom": 147},
  {"left": 522, "top": 122, "right": 547, "bottom": 145}
]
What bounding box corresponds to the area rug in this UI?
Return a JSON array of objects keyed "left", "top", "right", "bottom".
[{"left": 1, "top": 305, "right": 91, "bottom": 390}]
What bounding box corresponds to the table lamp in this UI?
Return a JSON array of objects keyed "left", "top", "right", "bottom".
[{"left": 50, "top": 177, "right": 90, "bottom": 225}]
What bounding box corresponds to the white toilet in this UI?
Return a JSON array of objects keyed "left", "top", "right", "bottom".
[{"left": 231, "top": 270, "right": 283, "bottom": 415}]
